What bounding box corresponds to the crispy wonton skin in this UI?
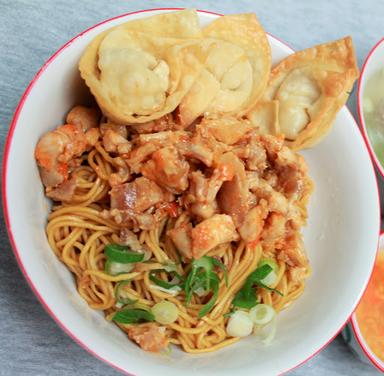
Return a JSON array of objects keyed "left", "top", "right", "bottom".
[
  {"left": 203, "top": 14, "right": 271, "bottom": 115},
  {"left": 79, "top": 10, "right": 203, "bottom": 125},
  {"left": 246, "top": 100, "right": 279, "bottom": 136},
  {"left": 178, "top": 13, "right": 271, "bottom": 126},
  {"left": 249, "top": 37, "right": 359, "bottom": 150}
]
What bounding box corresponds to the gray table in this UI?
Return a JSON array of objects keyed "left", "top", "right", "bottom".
[{"left": 0, "top": 1, "right": 382, "bottom": 375}]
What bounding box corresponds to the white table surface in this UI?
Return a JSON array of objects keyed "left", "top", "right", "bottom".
[{"left": 0, "top": 0, "right": 382, "bottom": 375}]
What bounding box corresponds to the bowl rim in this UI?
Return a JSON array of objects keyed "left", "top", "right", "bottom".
[
  {"left": 350, "top": 231, "right": 384, "bottom": 373},
  {"left": 357, "top": 37, "right": 384, "bottom": 178},
  {"left": 2, "top": 7, "right": 381, "bottom": 376}
]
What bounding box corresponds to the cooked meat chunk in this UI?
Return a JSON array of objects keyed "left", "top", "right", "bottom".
[
  {"left": 110, "top": 177, "right": 164, "bottom": 213},
  {"left": 191, "top": 214, "right": 239, "bottom": 259},
  {"left": 126, "top": 323, "right": 169, "bottom": 352}
]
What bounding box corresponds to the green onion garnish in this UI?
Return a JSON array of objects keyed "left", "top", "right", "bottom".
[
  {"left": 114, "top": 280, "right": 137, "bottom": 305},
  {"left": 183, "top": 256, "right": 228, "bottom": 317},
  {"left": 232, "top": 264, "right": 283, "bottom": 309},
  {"left": 105, "top": 260, "right": 134, "bottom": 276},
  {"left": 197, "top": 273, "right": 220, "bottom": 318},
  {"left": 105, "top": 244, "right": 145, "bottom": 264},
  {"left": 255, "top": 280, "right": 284, "bottom": 296},
  {"left": 212, "top": 257, "right": 228, "bottom": 286},
  {"left": 149, "top": 272, "right": 180, "bottom": 290},
  {"left": 223, "top": 309, "right": 235, "bottom": 319},
  {"left": 248, "top": 264, "right": 274, "bottom": 281},
  {"left": 112, "top": 308, "right": 155, "bottom": 324},
  {"left": 258, "top": 258, "right": 278, "bottom": 273},
  {"left": 232, "top": 288, "right": 258, "bottom": 309},
  {"left": 184, "top": 256, "right": 213, "bottom": 304}
]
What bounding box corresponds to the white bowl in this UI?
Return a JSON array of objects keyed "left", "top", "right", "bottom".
[
  {"left": 349, "top": 233, "right": 384, "bottom": 373},
  {"left": 358, "top": 37, "right": 384, "bottom": 178},
  {"left": 3, "top": 8, "right": 381, "bottom": 376}
]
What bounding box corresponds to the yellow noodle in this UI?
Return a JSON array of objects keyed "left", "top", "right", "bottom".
[{"left": 43, "top": 132, "right": 311, "bottom": 354}]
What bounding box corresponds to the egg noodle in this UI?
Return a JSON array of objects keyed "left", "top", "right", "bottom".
[{"left": 45, "top": 143, "right": 311, "bottom": 353}]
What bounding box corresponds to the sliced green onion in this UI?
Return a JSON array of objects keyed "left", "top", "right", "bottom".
[
  {"left": 132, "top": 302, "right": 152, "bottom": 312},
  {"left": 150, "top": 284, "right": 181, "bottom": 296},
  {"left": 162, "top": 262, "right": 179, "bottom": 273},
  {"left": 249, "top": 304, "right": 276, "bottom": 325},
  {"left": 105, "top": 244, "right": 145, "bottom": 264},
  {"left": 149, "top": 273, "right": 179, "bottom": 290},
  {"left": 169, "top": 274, "right": 183, "bottom": 285},
  {"left": 185, "top": 256, "right": 214, "bottom": 304},
  {"left": 226, "top": 310, "right": 253, "bottom": 337},
  {"left": 248, "top": 264, "right": 273, "bottom": 281},
  {"left": 198, "top": 273, "right": 220, "bottom": 318},
  {"left": 149, "top": 270, "right": 183, "bottom": 297},
  {"left": 223, "top": 309, "right": 235, "bottom": 319},
  {"left": 198, "top": 287, "right": 218, "bottom": 318},
  {"left": 184, "top": 271, "right": 195, "bottom": 305},
  {"left": 254, "top": 316, "right": 277, "bottom": 345},
  {"left": 112, "top": 308, "right": 155, "bottom": 324},
  {"left": 233, "top": 266, "right": 272, "bottom": 309},
  {"left": 193, "top": 256, "right": 213, "bottom": 273},
  {"left": 255, "top": 280, "right": 284, "bottom": 296},
  {"left": 232, "top": 264, "right": 283, "bottom": 308},
  {"left": 193, "top": 256, "right": 213, "bottom": 291},
  {"left": 258, "top": 259, "right": 278, "bottom": 273},
  {"left": 152, "top": 267, "right": 184, "bottom": 283},
  {"left": 152, "top": 301, "right": 179, "bottom": 324},
  {"left": 257, "top": 259, "right": 279, "bottom": 287},
  {"left": 260, "top": 270, "right": 278, "bottom": 287},
  {"left": 114, "top": 280, "right": 137, "bottom": 305},
  {"left": 194, "top": 286, "right": 208, "bottom": 297},
  {"left": 212, "top": 258, "right": 228, "bottom": 286},
  {"left": 232, "top": 288, "right": 258, "bottom": 309},
  {"left": 141, "top": 249, "right": 152, "bottom": 261},
  {"left": 105, "top": 260, "right": 134, "bottom": 276},
  {"left": 183, "top": 256, "right": 226, "bottom": 317}
]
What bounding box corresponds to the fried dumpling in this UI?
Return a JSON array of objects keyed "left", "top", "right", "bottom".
[
  {"left": 79, "top": 29, "right": 202, "bottom": 124},
  {"left": 79, "top": 10, "right": 203, "bottom": 125},
  {"left": 112, "top": 9, "right": 202, "bottom": 38},
  {"left": 258, "top": 37, "right": 359, "bottom": 150},
  {"left": 246, "top": 100, "right": 279, "bottom": 135},
  {"left": 178, "top": 13, "right": 271, "bottom": 126},
  {"left": 203, "top": 13, "right": 271, "bottom": 113},
  {"left": 178, "top": 38, "right": 252, "bottom": 125}
]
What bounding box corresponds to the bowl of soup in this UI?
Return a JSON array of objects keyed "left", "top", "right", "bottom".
[
  {"left": 358, "top": 37, "right": 384, "bottom": 177},
  {"left": 342, "top": 232, "right": 384, "bottom": 372}
]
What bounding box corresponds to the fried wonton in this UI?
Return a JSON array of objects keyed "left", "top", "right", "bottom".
[
  {"left": 203, "top": 14, "right": 271, "bottom": 113},
  {"left": 79, "top": 29, "right": 202, "bottom": 124},
  {"left": 178, "top": 13, "right": 271, "bottom": 126},
  {"left": 79, "top": 10, "right": 203, "bottom": 125},
  {"left": 113, "top": 9, "right": 202, "bottom": 38},
  {"left": 257, "top": 37, "right": 359, "bottom": 150},
  {"left": 246, "top": 100, "right": 279, "bottom": 135},
  {"left": 178, "top": 38, "right": 252, "bottom": 125}
]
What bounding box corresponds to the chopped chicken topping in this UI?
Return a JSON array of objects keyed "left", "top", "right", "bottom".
[{"left": 126, "top": 323, "right": 169, "bottom": 352}]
